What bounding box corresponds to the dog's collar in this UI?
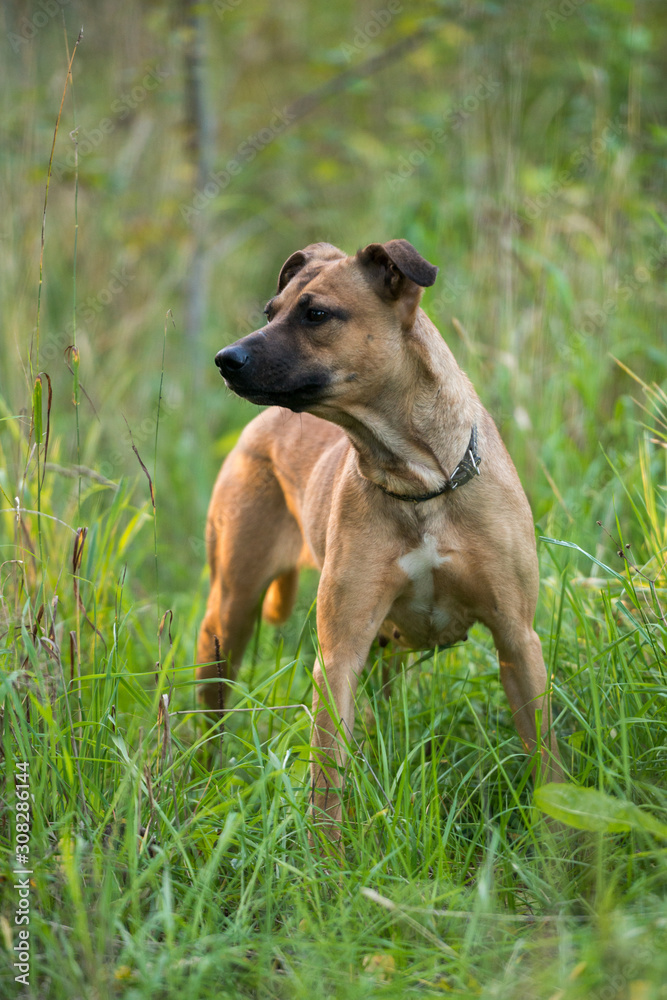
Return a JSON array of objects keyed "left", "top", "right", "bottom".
[{"left": 376, "top": 424, "right": 482, "bottom": 503}]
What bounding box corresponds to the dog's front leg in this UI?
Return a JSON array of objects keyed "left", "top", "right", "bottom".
[{"left": 310, "top": 564, "right": 397, "bottom": 841}]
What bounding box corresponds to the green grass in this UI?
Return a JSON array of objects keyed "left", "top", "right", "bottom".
[
  {"left": 1, "top": 2, "right": 667, "bottom": 997},
  {"left": 1, "top": 444, "right": 666, "bottom": 998}
]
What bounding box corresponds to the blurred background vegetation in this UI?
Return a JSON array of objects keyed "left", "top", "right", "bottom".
[
  {"left": 1, "top": 0, "right": 666, "bottom": 631},
  {"left": 1, "top": 4, "right": 667, "bottom": 996}
]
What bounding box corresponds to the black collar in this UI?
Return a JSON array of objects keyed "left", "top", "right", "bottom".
[{"left": 376, "top": 425, "right": 482, "bottom": 503}]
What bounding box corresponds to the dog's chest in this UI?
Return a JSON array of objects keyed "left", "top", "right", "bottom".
[
  {"left": 397, "top": 533, "right": 449, "bottom": 616},
  {"left": 390, "top": 532, "right": 472, "bottom": 646}
]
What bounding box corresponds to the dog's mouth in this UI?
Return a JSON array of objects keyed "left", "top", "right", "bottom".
[{"left": 222, "top": 375, "right": 331, "bottom": 412}]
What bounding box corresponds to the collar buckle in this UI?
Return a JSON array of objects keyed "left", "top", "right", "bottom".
[{"left": 377, "top": 424, "right": 482, "bottom": 503}]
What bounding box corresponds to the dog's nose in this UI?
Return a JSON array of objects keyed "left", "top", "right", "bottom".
[{"left": 215, "top": 346, "right": 249, "bottom": 374}]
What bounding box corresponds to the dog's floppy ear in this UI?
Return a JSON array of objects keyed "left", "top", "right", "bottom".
[
  {"left": 357, "top": 240, "right": 438, "bottom": 326},
  {"left": 357, "top": 239, "right": 438, "bottom": 300},
  {"left": 277, "top": 251, "right": 308, "bottom": 292},
  {"left": 277, "top": 242, "right": 346, "bottom": 292}
]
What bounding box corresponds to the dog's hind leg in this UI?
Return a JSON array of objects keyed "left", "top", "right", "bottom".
[
  {"left": 197, "top": 570, "right": 264, "bottom": 717},
  {"left": 196, "top": 579, "right": 267, "bottom": 717},
  {"left": 262, "top": 567, "right": 300, "bottom": 626},
  {"left": 196, "top": 448, "right": 302, "bottom": 716}
]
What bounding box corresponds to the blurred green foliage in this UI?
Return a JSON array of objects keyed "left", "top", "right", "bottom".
[
  {"left": 1, "top": 6, "right": 667, "bottom": 997},
  {"left": 1, "top": 0, "right": 666, "bottom": 589}
]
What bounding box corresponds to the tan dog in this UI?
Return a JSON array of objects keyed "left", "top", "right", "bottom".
[{"left": 197, "top": 239, "right": 562, "bottom": 836}]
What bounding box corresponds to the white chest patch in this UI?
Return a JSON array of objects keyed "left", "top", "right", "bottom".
[{"left": 397, "top": 533, "right": 450, "bottom": 614}]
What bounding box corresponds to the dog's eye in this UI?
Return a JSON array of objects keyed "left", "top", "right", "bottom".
[{"left": 305, "top": 308, "right": 329, "bottom": 324}]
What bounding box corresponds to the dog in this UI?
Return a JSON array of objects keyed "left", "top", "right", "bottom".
[{"left": 197, "top": 239, "right": 563, "bottom": 838}]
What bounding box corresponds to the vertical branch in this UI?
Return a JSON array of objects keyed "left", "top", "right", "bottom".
[
  {"left": 182, "top": 0, "right": 214, "bottom": 371},
  {"left": 32, "top": 26, "right": 83, "bottom": 380},
  {"left": 63, "top": 19, "right": 83, "bottom": 522}
]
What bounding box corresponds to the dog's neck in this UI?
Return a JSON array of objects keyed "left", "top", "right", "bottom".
[{"left": 321, "top": 310, "right": 481, "bottom": 498}]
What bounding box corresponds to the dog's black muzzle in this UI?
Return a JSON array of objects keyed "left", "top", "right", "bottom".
[{"left": 215, "top": 335, "right": 330, "bottom": 412}]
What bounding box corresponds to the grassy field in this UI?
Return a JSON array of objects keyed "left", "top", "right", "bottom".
[{"left": 1, "top": 1, "right": 667, "bottom": 997}]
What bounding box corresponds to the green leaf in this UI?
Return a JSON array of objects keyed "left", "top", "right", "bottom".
[
  {"left": 33, "top": 375, "right": 42, "bottom": 444},
  {"left": 534, "top": 783, "right": 667, "bottom": 839}
]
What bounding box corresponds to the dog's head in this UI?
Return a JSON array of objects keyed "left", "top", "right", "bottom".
[{"left": 215, "top": 239, "right": 438, "bottom": 413}]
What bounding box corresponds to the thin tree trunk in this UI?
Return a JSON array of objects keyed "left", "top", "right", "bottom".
[{"left": 182, "top": 0, "right": 214, "bottom": 361}]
